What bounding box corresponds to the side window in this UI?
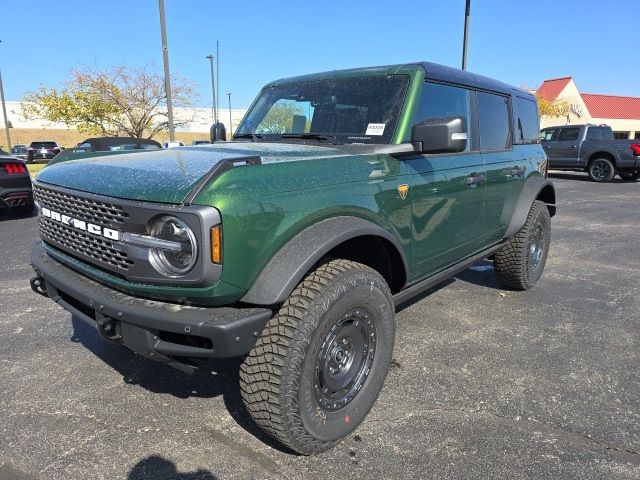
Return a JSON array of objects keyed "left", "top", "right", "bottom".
[
  {"left": 515, "top": 97, "right": 539, "bottom": 144},
  {"left": 540, "top": 129, "right": 558, "bottom": 141},
  {"left": 558, "top": 127, "right": 580, "bottom": 141},
  {"left": 477, "top": 92, "right": 511, "bottom": 151},
  {"left": 585, "top": 127, "right": 605, "bottom": 141},
  {"left": 412, "top": 82, "right": 471, "bottom": 151}
]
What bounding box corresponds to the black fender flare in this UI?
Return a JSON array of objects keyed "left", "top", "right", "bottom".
[
  {"left": 504, "top": 176, "right": 556, "bottom": 239},
  {"left": 241, "top": 216, "right": 409, "bottom": 305}
]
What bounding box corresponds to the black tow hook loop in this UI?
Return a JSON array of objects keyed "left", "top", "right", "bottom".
[{"left": 30, "top": 276, "right": 49, "bottom": 297}]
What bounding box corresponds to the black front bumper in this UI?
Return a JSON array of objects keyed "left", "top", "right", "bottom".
[{"left": 30, "top": 242, "right": 273, "bottom": 372}]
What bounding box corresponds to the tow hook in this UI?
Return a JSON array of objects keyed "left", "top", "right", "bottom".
[{"left": 30, "top": 276, "right": 48, "bottom": 297}]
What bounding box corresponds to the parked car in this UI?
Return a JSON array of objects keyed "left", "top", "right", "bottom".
[
  {"left": 29, "top": 61, "right": 555, "bottom": 454},
  {"left": 27, "top": 141, "right": 62, "bottom": 163},
  {"left": 11, "top": 144, "right": 28, "bottom": 160},
  {"left": 49, "top": 137, "right": 162, "bottom": 165},
  {"left": 0, "top": 154, "right": 33, "bottom": 214},
  {"left": 540, "top": 124, "right": 640, "bottom": 182}
]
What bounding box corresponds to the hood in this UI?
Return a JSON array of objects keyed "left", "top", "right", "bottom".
[{"left": 35, "top": 142, "right": 345, "bottom": 204}]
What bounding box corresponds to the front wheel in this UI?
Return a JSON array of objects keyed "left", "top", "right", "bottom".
[
  {"left": 588, "top": 158, "right": 615, "bottom": 182},
  {"left": 494, "top": 200, "right": 551, "bottom": 290},
  {"left": 619, "top": 169, "right": 640, "bottom": 182},
  {"left": 240, "top": 259, "right": 395, "bottom": 455}
]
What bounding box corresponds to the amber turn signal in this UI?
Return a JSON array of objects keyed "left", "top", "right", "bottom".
[{"left": 211, "top": 225, "right": 222, "bottom": 264}]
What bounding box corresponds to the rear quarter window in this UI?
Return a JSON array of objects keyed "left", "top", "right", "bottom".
[
  {"left": 477, "top": 92, "right": 511, "bottom": 151},
  {"left": 514, "top": 97, "right": 540, "bottom": 144}
]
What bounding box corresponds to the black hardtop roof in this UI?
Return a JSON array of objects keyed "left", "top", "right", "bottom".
[
  {"left": 266, "top": 61, "right": 533, "bottom": 99},
  {"left": 417, "top": 62, "right": 532, "bottom": 98},
  {"left": 81, "top": 137, "right": 162, "bottom": 150}
]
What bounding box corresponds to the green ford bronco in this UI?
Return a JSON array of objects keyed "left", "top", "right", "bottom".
[{"left": 30, "top": 62, "right": 555, "bottom": 454}]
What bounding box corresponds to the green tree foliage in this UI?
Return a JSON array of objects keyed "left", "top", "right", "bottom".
[
  {"left": 256, "top": 102, "right": 306, "bottom": 134},
  {"left": 535, "top": 93, "right": 571, "bottom": 120},
  {"left": 21, "top": 66, "right": 197, "bottom": 138}
]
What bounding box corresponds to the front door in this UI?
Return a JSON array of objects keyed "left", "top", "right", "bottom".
[
  {"left": 406, "top": 153, "right": 486, "bottom": 279},
  {"left": 550, "top": 126, "right": 581, "bottom": 167},
  {"left": 403, "top": 81, "right": 487, "bottom": 281}
]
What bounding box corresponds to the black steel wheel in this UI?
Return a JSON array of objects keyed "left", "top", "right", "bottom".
[
  {"left": 619, "top": 169, "right": 640, "bottom": 182},
  {"left": 240, "top": 259, "right": 394, "bottom": 455},
  {"left": 588, "top": 158, "right": 615, "bottom": 182}
]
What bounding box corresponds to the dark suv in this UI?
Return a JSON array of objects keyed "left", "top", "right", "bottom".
[{"left": 27, "top": 141, "right": 61, "bottom": 163}]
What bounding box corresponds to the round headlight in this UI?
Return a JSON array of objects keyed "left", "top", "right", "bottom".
[{"left": 148, "top": 216, "right": 198, "bottom": 277}]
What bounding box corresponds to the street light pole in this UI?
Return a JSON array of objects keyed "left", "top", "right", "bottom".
[
  {"left": 206, "top": 55, "right": 217, "bottom": 124},
  {"left": 227, "top": 92, "right": 232, "bottom": 137},
  {"left": 216, "top": 41, "right": 220, "bottom": 122},
  {"left": 158, "top": 0, "right": 175, "bottom": 142},
  {"left": 461, "top": 0, "right": 471, "bottom": 70}
]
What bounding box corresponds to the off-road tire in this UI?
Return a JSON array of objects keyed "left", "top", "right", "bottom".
[
  {"left": 494, "top": 200, "right": 551, "bottom": 290},
  {"left": 588, "top": 158, "right": 615, "bottom": 182},
  {"left": 619, "top": 169, "right": 640, "bottom": 182},
  {"left": 240, "top": 259, "right": 395, "bottom": 455}
]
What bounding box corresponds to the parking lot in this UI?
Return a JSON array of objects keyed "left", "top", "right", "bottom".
[{"left": 0, "top": 172, "right": 638, "bottom": 480}]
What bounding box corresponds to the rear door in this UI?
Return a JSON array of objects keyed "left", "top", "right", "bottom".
[
  {"left": 404, "top": 81, "right": 487, "bottom": 280},
  {"left": 480, "top": 92, "right": 525, "bottom": 239}
]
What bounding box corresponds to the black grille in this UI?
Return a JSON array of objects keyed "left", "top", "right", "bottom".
[
  {"left": 33, "top": 184, "right": 129, "bottom": 225},
  {"left": 40, "top": 217, "right": 133, "bottom": 270}
]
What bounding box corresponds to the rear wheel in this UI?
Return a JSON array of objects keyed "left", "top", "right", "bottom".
[
  {"left": 240, "top": 259, "right": 395, "bottom": 455},
  {"left": 588, "top": 158, "right": 615, "bottom": 182},
  {"left": 619, "top": 169, "right": 640, "bottom": 182},
  {"left": 494, "top": 200, "right": 551, "bottom": 290}
]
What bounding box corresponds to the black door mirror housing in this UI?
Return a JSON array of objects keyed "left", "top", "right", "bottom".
[{"left": 411, "top": 116, "right": 468, "bottom": 153}]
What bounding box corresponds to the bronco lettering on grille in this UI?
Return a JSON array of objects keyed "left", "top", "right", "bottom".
[{"left": 41, "top": 207, "right": 120, "bottom": 241}]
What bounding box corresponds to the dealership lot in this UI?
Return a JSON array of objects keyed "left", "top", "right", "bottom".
[{"left": 0, "top": 172, "right": 638, "bottom": 480}]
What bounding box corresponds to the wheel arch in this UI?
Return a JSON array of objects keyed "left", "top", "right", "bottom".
[
  {"left": 240, "top": 216, "right": 408, "bottom": 306},
  {"left": 504, "top": 176, "right": 556, "bottom": 239},
  {"left": 587, "top": 151, "right": 617, "bottom": 168}
]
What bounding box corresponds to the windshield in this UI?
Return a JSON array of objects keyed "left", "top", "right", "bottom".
[{"left": 236, "top": 75, "right": 409, "bottom": 144}]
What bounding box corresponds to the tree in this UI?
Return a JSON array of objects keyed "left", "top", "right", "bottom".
[
  {"left": 21, "top": 65, "right": 198, "bottom": 138},
  {"left": 256, "top": 102, "right": 306, "bottom": 134},
  {"left": 535, "top": 93, "right": 571, "bottom": 120},
  {"left": 6, "top": 120, "right": 12, "bottom": 128}
]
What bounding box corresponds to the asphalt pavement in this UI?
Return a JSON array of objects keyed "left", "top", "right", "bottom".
[{"left": 0, "top": 171, "right": 638, "bottom": 479}]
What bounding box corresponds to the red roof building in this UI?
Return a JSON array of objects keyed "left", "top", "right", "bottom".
[{"left": 537, "top": 77, "right": 640, "bottom": 139}]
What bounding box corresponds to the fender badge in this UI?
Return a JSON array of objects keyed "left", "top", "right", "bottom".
[{"left": 397, "top": 184, "right": 409, "bottom": 200}]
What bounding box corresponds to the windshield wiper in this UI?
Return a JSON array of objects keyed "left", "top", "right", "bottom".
[
  {"left": 233, "top": 133, "right": 264, "bottom": 142},
  {"left": 280, "top": 133, "right": 341, "bottom": 145}
]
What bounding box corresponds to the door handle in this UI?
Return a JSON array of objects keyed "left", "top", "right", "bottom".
[
  {"left": 466, "top": 174, "right": 486, "bottom": 186},
  {"left": 510, "top": 166, "right": 526, "bottom": 177},
  {"left": 569, "top": 145, "right": 577, "bottom": 149}
]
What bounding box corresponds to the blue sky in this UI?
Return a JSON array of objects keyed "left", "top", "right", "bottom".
[{"left": 1, "top": 0, "right": 639, "bottom": 109}]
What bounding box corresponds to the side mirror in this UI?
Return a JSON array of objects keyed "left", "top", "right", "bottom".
[
  {"left": 411, "top": 116, "right": 467, "bottom": 153},
  {"left": 210, "top": 122, "right": 227, "bottom": 142}
]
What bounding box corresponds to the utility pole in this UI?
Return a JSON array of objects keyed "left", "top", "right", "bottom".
[
  {"left": 216, "top": 41, "right": 220, "bottom": 122},
  {"left": 461, "top": 0, "right": 471, "bottom": 70},
  {"left": 0, "top": 70, "right": 11, "bottom": 154},
  {"left": 206, "top": 55, "right": 217, "bottom": 123},
  {"left": 227, "top": 92, "right": 232, "bottom": 136},
  {"left": 158, "top": 0, "right": 175, "bottom": 141}
]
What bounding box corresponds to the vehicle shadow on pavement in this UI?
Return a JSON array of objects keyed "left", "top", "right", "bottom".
[
  {"left": 548, "top": 171, "right": 625, "bottom": 183},
  {"left": 0, "top": 208, "right": 37, "bottom": 221},
  {"left": 70, "top": 316, "right": 295, "bottom": 454},
  {"left": 127, "top": 455, "right": 216, "bottom": 480},
  {"left": 454, "top": 260, "right": 504, "bottom": 291}
]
